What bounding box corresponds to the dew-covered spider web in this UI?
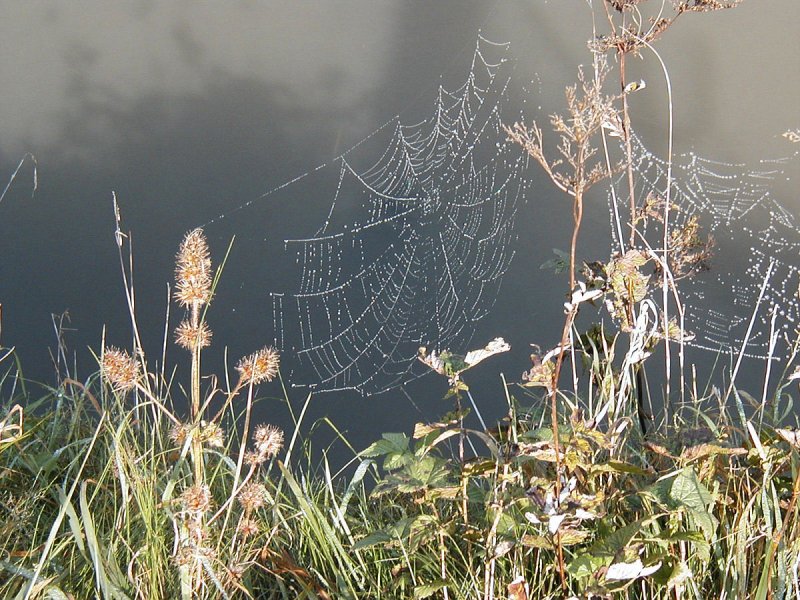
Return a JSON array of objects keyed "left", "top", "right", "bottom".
[
  {"left": 207, "top": 36, "right": 533, "bottom": 395},
  {"left": 205, "top": 34, "right": 799, "bottom": 395},
  {"left": 613, "top": 136, "right": 800, "bottom": 357}
]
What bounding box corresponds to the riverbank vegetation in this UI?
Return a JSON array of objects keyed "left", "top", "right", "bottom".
[{"left": 2, "top": 0, "right": 799, "bottom": 598}]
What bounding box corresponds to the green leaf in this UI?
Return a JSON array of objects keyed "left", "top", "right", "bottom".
[
  {"left": 568, "top": 553, "right": 607, "bottom": 579},
  {"left": 352, "top": 531, "right": 392, "bottom": 550},
  {"left": 361, "top": 432, "right": 410, "bottom": 458},
  {"left": 591, "top": 519, "right": 648, "bottom": 558},
  {"left": 666, "top": 560, "right": 693, "bottom": 591},
  {"left": 648, "top": 468, "right": 718, "bottom": 539},
  {"left": 540, "top": 248, "right": 570, "bottom": 274},
  {"left": 414, "top": 581, "right": 448, "bottom": 598},
  {"left": 58, "top": 486, "right": 86, "bottom": 559}
]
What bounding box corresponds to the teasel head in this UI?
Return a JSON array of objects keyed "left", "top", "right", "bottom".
[
  {"left": 174, "top": 228, "right": 212, "bottom": 309},
  {"left": 175, "top": 319, "right": 212, "bottom": 351},
  {"left": 101, "top": 347, "right": 140, "bottom": 393},
  {"left": 236, "top": 347, "right": 280, "bottom": 385}
]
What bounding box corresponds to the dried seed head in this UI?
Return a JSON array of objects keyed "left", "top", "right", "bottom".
[
  {"left": 244, "top": 450, "right": 265, "bottom": 467},
  {"left": 237, "top": 517, "right": 260, "bottom": 538},
  {"left": 169, "top": 423, "right": 190, "bottom": 446},
  {"left": 253, "top": 424, "right": 284, "bottom": 458},
  {"left": 199, "top": 421, "right": 225, "bottom": 448},
  {"left": 236, "top": 347, "right": 280, "bottom": 385},
  {"left": 101, "top": 347, "right": 140, "bottom": 393},
  {"left": 175, "top": 320, "right": 212, "bottom": 351},
  {"left": 180, "top": 484, "right": 212, "bottom": 514},
  {"left": 174, "top": 543, "right": 216, "bottom": 568},
  {"left": 237, "top": 482, "right": 268, "bottom": 513},
  {"left": 175, "top": 228, "right": 212, "bottom": 308}
]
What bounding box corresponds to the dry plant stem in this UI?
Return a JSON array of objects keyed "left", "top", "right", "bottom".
[
  {"left": 548, "top": 310, "right": 574, "bottom": 593},
  {"left": 632, "top": 31, "right": 677, "bottom": 418},
  {"left": 455, "top": 392, "right": 469, "bottom": 526},
  {"left": 620, "top": 56, "right": 638, "bottom": 251},
  {"left": 112, "top": 193, "right": 154, "bottom": 417},
  {"left": 190, "top": 302, "right": 204, "bottom": 484},
  {"left": 439, "top": 531, "right": 450, "bottom": 600},
  {"left": 483, "top": 459, "right": 510, "bottom": 600}
]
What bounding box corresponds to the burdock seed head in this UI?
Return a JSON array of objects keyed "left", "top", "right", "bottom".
[
  {"left": 175, "top": 319, "right": 212, "bottom": 351},
  {"left": 236, "top": 347, "right": 280, "bottom": 385},
  {"left": 180, "top": 484, "right": 212, "bottom": 514},
  {"left": 175, "top": 228, "right": 212, "bottom": 308},
  {"left": 237, "top": 482, "right": 268, "bottom": 514},
  {"left": 101, "top": 347, "right": 140, "bottom": 393},
  {"left": 237, "top": 518, "right": 260, "bottom": 539},
  {"left": 169, "top": 422, "right": 190, "bottom": 447},
  {"left": 199, "top": 421, "right": 225, "bottom": 448},
  {"left": 253, "top": 424, "right": 284, "bottom": 458}
]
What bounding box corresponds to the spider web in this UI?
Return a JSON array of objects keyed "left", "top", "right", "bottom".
[
  {"left": 205, "top": 34, "right": 799, "bottom": 395},
  {"left": 264, "top": 36, "right": 531, "bottom": 395},
  {"left": 612, "top": 137, "right": 800, "bottom": 357}
]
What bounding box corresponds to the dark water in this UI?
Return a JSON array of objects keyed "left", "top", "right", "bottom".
[{"left": 1, "top": 2, "right": 798, "bottom": 453}]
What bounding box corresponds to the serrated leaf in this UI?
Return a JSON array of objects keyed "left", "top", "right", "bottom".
[
  {"left": 591, "top": 519, "right": 648, "bottom": 558},
  {"left": 558, "top": 528, "right": 592, "bottom": 546},
  {"left": 361, "top": 432, "right": 410, "bottom": 458},
  {"left": 568, "top": 553, "right": 607, "bottom": 579}
]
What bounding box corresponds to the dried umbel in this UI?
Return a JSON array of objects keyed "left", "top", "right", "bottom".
[
  {"left": 175, "top": 319, "right": 212, "bottom": 351},
  {"left": 174, "top": 228, "right": 212, "bottom": 308},
  {"left": 236, "top": 347, "right": 280, "bottom": 385},
  {"left": 101, "top": 347, "right": 140, "bottom": 393}
]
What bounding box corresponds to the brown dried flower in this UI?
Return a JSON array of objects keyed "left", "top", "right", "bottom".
[
  {"left": 173, "top": 543, "right": 216, "bottom": 568},
  {"left": 237, "top": 482, "right": 268, "bottom": 514},
  {"left": 253, "top": 424, "right": 284, "bottom": 458},
  {"left": 199, "top": 421, "right": 225, "bottom": 448},
  {"left": 175, "top": 228, "right": 212, "bottom": 308},
  {"left": 101, "top": 347, "right": 140, "bottom": 393},
  {"left": 237, "top": 517, "right": 260, "bottom": 538},
  {"left": 236, "top": 347, "right": 280, "bottom": 385},
  {"left": 244, "top": 450, "right": 265, "bottom": 467},
  {"left": 180, "top": 484, "right": 212, "bottom": 514},
  {"left": 175, "top": 319, "right": 212, "bottom": 351},
  {"left": 169, "top": 423, "right": 190, "bottom": 447}
]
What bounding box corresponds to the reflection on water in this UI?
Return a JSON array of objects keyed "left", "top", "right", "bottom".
[{"left": 0, "top": 1, "right": 798, "bottom": 451}]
